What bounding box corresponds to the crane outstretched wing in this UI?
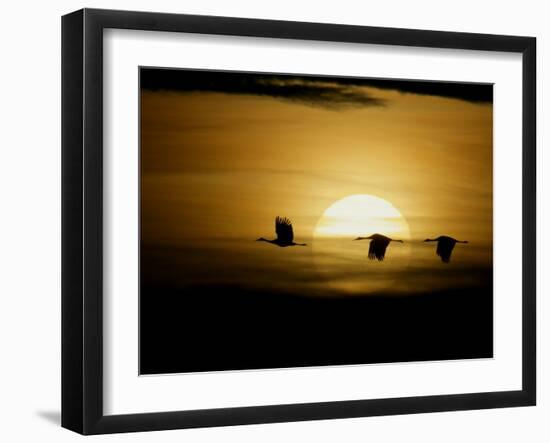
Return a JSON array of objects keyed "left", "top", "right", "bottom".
[{"left": 275, "top": 216, "right": 294, "bottom": 243}]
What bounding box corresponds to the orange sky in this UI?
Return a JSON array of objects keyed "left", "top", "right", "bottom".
[
  {"left": 140, "top": 72, "right": 492, "bottom": 295},
  {"left": 141, "top": 86, "right": 492, "bottom": 244}
]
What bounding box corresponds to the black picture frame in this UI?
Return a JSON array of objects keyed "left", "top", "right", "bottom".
[{"left": 62, "top": 8, "right": 536, "bottom": 435}]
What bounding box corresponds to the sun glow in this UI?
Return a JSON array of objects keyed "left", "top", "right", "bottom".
[
  {"left": 312, "top": 194, "right": 411, "bottom": 294},
  {"left": 314, "top": 194, "right": 411, "bottom": 239}
]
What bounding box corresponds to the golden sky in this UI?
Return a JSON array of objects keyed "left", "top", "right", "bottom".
[{"left": 140, "top": 71, "right": 492, "bottom": 295}]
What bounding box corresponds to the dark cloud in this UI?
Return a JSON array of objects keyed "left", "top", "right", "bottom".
[
  {"left": 141, "top": 68, "right": 384, "bottom": 109},
  {"left": 360, "top": 78, "right": 493, "bottom": 103},
  {"left": 140, "top": 68, "right": 492, "bottom": 109}
]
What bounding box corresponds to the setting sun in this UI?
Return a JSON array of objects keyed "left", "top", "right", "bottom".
[
  {"left": 312, "top": 195, "right": 412, "bottom": 294},
  {"left": 314, "top": 194, "right": 411, "bottom": 239}
]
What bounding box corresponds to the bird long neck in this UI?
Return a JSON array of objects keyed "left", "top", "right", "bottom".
[
  {"left": 392, "top": 239, "right": 404, "bottom": 243},
  {"left": 293, "top": 242, "right": 307, "bottom": 246},
  {"left": 425, "top": 238, "right": 437, "bottom": 242},
  {"left": 457, "top": 240, "right": 468, "bottom": 244}
]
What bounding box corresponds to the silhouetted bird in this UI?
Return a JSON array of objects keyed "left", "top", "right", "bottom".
[
  {"left": 256, "top": 216, "right": 307, "bottom": 247},
  {"left": 424, "top": 236, "right": 468, "bottom": 263},
  {"left": 354, "top": 233, "right": 404, "bottom": 261}
]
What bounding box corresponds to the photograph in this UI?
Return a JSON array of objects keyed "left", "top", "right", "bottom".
[{"left": 139, "top": 68, "right": 494, "bottom": 375}]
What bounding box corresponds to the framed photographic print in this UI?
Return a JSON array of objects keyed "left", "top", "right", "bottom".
[{"left": 62, "top": 8, "right": 536, "bottom": 435}]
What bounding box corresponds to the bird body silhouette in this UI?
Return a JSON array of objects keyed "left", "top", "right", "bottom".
[
  {"left": 256, "top": 216, "right": 307, "bottom": 247},
  {"left": 424, "top": 236, "right": 468, "bottom": 263},
  {"left": 354, "top": 233, "right": 403, "bottom": 261}
]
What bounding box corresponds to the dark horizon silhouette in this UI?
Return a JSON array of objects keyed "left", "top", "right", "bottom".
[{"left": 140, "top": 278, "right": 493, "bottom": 375}]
